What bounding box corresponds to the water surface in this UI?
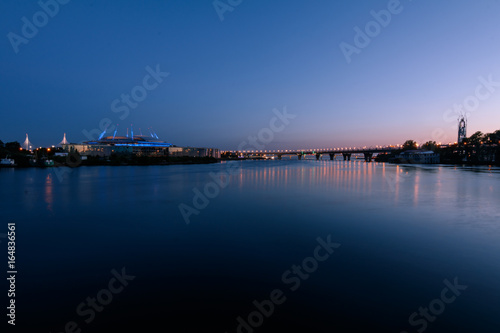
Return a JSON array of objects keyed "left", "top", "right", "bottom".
[{"left": 1, "top": 160, "right": 499, "bottom": 332}]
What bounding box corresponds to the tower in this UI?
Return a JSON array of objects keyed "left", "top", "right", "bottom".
[
  {"left": 59, "top": 133, "right": 69, "bottom": 145},
  {"left": 458, "top": 116, "right": 467, "bottom": 144},
  {"left": 22, "top": 133, "right": 33, "bottom": 150}
]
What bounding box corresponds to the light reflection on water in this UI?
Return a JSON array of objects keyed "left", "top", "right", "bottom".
[
  {"left": 44, "top": 173, "right": 53, "bottom": 212},
  {"left": 1, "top": 161, "right": 500, "bottom": 331},
  {"left": 2, "top": 161, "right": 498, "bottom": 233}
]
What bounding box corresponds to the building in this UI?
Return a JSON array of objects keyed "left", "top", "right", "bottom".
[
  {"left": 61, "top": 135, "right": 220, "bottom": 158},
  {"left": 169, "top": 147, "right": 220, "bottom": 158},
  {"left": 395, "top": 150, "right": 440, "bottom": 164}
]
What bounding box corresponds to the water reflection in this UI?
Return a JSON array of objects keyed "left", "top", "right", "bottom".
[
  {"left": 233, "top": 160, "right": 378, "bottom": 195},
  {"left": 44, "top": 173, "right": 53, "bottom": 212},
  {"left": 7, "top": 161, "right": 500, "bottom": 233}
]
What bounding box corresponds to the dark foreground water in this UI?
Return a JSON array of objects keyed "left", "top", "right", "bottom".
[{"left": 1, "top": 160, "right": 500, "bottom": 332}]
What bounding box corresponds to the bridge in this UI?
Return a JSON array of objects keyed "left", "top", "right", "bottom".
[{"left": 222, "top": 146, "right": 404, "bottom": 162}]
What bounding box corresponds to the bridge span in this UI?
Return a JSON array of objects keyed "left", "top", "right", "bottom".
[{"left": 222, "top": 146, "right": 402, "bottom": 162}]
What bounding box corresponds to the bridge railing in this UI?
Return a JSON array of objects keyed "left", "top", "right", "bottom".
[{"left": 222, "top": 146, "right": 402, "bottom": 154}]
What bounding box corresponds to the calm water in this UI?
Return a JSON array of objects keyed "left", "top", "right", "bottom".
[{"left": 1, "top": 160, "right": 500, "bottom": 332}]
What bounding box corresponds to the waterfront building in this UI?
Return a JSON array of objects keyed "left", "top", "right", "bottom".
[
  {"left": 61, "top": 135, "right": 220, "bottom": 158},
  {"left": 168, "top": 146, "right": 220, "bottom": 158},
  {"left": 395, "top": 150, "right": 440, "bottom": 164}
]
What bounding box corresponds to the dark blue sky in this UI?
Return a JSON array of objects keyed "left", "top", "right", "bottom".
[{"left": 1, "top": 0, "right": 500, "bottom": 149}]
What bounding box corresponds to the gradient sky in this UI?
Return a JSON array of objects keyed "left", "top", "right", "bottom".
[{"left": 1, "top": 0, "right": 500, "bottom": 150}]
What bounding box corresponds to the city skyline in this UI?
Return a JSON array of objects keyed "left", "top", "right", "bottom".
[{"left": 1, "top": 0, "right": 500, "bottom": 149}]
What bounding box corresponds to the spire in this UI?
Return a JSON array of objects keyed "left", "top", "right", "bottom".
[
  {"left": 22, "top": 133, "right": 33, "bottom": 150},
  {"left": 98, "top": 128, "right": 107, "bottom": 140},
  {"left": 151, "top": 127, "right": 159, "bottom": 139},
  {"left": 59, "top": 133, "right": 69, "bottom": 145}
]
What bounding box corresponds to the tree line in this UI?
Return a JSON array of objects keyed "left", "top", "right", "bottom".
[{"left": 397, "top": 129, "right": 500, "bottom": 164}]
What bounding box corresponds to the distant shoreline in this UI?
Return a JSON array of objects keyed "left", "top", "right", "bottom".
[{"left": 2, "top": 156, "right": 219, "bottom": 169}]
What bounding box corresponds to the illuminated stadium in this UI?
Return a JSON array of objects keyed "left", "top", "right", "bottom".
[{"left": 61, "top": 128, "right": 220, "bottom": 158}]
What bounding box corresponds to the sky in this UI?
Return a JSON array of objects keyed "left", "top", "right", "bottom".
[{"left": 1, "top": 0, "right": 500, "bottom": 150}]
